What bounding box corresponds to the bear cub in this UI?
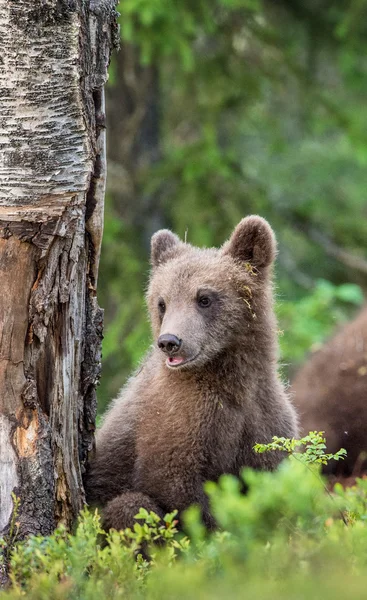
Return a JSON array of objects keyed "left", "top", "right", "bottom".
[
  {"left": 86, "top": 216, "right": 299, "bottom": 530},
  {"left": 292, "top": 307, "right": 367, "bottom": 478}
]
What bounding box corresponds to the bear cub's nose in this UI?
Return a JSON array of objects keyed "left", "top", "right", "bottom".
[{"left": 158, "top": 334, "right": 182, "bottom": 354}]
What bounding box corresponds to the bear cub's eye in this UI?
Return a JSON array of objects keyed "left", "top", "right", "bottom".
[
  {"left": 158, "top": 299, "right": 166, "bottom": 315},
  {"left": 198, "top": 295, "right": 212, "bottom": 308}
]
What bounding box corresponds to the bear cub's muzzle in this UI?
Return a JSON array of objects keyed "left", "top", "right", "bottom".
[
  {"left": 157, "top": 333, "right": 182, "bottom": 355},
  {"left": 157, "top": 333, "right": 196, "bottom": 367}
]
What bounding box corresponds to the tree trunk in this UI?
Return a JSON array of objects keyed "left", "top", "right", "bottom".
[{"left": 0, "top": 0, "right": 117, "bottom": 547}]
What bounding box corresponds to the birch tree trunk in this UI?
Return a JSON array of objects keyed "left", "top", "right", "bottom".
[{"left": 0, "top": 0, "right": 117, "bottom": 549}]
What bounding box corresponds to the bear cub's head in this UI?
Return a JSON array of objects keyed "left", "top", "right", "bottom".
[{"left": 147, "top": 216, "right": 277, "bottom": 371}]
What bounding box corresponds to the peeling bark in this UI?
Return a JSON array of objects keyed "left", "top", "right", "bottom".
[{"left": 0, "top": 0, "right": 117, "bottom": 548}]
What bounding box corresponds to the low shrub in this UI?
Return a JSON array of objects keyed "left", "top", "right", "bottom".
[{"left": 2, "top": 433, "right": 367, "bottom": 599}]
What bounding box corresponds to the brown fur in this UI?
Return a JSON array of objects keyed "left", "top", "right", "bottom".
[
  {"left": 85, "top": 216, "right": 299, "bottom": 530},
  {"left": 291, "top": 307, "right": 367, "bottom": 477}
]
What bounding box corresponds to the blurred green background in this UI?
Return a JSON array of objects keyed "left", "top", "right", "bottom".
[{"left": 98, "top": 0, "right": 367, "bottom": 414}]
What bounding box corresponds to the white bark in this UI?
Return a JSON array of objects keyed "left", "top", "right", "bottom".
[
  {"left": 0, "top": 6, "right": 91, "bottom": 205},
  {"left": 0, "top": 0, "right": 117, "bottom": 543},
  {"left": 0, "top": 416, "right": 18, "bottom": 532}
]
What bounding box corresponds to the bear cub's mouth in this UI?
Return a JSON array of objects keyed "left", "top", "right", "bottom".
[
  {"left": 166, "top": 354, "right": 200, "bottom": 369},
  {"left": 167, "top": 356, "right": 184, "bottom": 366}
]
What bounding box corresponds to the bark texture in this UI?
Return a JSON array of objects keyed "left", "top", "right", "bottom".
[{"left": 0, "top": 0, "right": 117, "bottom": 542}]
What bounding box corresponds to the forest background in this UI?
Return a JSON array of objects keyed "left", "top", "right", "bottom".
[{"left": 98, "top": 0, "right": 367, "bottom": 413}]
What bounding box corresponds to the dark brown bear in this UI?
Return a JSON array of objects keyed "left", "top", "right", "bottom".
[
  {"left": 86, "top": 216, "right": 299, "bottom": 530},
  {"left": 292, "top": 307, "right": 367, "bottom": 478}
]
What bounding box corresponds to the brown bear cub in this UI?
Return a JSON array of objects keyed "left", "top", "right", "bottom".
[
  {"left": 292, "top": 307, "right": 367, "bottom": 479},
  {"left": 85, "top": 216, "right": 298, "bottom": 530}
]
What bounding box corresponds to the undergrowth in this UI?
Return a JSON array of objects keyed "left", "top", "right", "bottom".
[{"left": 2, "top": 433, "right": 367, "bottom": 599}]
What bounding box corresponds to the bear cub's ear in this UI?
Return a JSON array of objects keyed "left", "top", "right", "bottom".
[
  {"left": 222, "top": 216, "right": 277, "bottom": 269},
  {"left": 151, "top": 229, "right": 182, "bottom": 268}
]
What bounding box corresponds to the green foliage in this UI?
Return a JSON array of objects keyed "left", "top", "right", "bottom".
[
  {"left": 254, "top": 431, "right": 347, "bottom": 466},
  {"left": 99, "top": 0, "right": 367, "bottom": 410},
  {"left": 277, "top": 279, "right": 364, "bottom": 368},
  {"left": 97, "top": 194, "right": 152, "bottom": 412},
  {"left": 118, "top": 0, "right": 261, "bottom": 68},
  {"left": 123, "top": 508, "right": 188, "bottom": 551},
  {"left": 4, "top": 445, "right": 367, "bottom": 599},
  {"left": 4, "top": 508, "right": 189, "bottom": 597}
]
